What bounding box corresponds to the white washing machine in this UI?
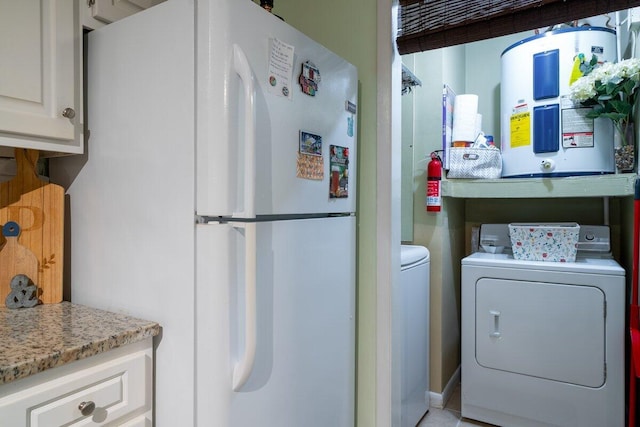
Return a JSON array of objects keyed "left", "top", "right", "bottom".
[
  {"left": 461, "top": 224, "right": 625, "bottom": 427},
  {"left": 397, "top": 245, "right": 430, "bottom": 427}
]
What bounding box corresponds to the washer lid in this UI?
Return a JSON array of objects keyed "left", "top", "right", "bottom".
[{"left": 401, "top": 245, "right": 430, "bottom": 267}]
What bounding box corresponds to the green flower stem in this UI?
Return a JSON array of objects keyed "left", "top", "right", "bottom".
[{"left": 613, "top": 119, "right": 631, "bottom": 147}]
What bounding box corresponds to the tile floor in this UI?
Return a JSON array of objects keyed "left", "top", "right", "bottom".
[{"left": 417, "top": 384, "right": 494, "bottom": 427}]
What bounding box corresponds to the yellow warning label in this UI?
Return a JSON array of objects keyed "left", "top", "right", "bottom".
[{"left": 510, "top": 112, "right": 530, "bottom": 148}]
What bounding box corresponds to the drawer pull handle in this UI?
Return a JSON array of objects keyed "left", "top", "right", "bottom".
[
  {"left": 62, "top": 107, "right": 76, "bottom": 119},
  {"left": 78, "top": 401, "right": 96, "bottom": 416}
]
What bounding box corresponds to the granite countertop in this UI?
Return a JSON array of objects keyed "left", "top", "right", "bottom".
[{"left": 0, "top": 302, "right": 160, "bottom": 385}]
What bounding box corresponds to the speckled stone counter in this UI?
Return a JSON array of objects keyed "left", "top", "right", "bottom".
[{"left": 0, "top": 302, "right": 160, "bottom": 384}]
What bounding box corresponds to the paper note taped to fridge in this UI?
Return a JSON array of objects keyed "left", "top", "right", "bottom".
[
  {"left": 297, "top": 152, "right": 324, "bottom": 180},
  {"left": 330, "top": 145, "right": 349, "bottom": 198},
  {"left": 268, "top": 38, "right": 294, "bottom": 99}
]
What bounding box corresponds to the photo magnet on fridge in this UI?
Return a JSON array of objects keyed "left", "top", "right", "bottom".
[
  {"left": 329, "top": 145, "right": 349, "bottom": 198},
  {"left": 299, "top": 131, "right": 322, "bottom": 156}
]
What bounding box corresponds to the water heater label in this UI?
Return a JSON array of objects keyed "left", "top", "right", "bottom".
[
  {"left": 561, "top": 108, "right": 594, "bottom": 148},
  {"left": 510, "top": 112, "right": 531, "bottom": 148}
]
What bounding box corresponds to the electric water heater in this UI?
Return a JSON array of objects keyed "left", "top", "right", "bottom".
[{"left": 500, "top": 27, "right": 617, "bottom": 177}]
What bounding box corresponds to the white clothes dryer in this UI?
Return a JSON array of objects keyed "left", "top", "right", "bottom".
[{"left": 461, "top": 224, "right": 625, "bottom": 427}]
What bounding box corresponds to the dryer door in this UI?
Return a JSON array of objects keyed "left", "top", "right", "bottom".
[{"left": 475, "top": 278, "right": 605, "bottom": 387}]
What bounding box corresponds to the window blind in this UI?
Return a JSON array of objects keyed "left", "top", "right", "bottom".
[{"left": 397, "top": 0, "right": 640, "bottom": 55}]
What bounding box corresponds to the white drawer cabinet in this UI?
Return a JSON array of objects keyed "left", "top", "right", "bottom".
[
  {"left": 0, "top": 338, "right": 153, "bottom": 426},
  {"left": 0, "top": 0, "right": 83, "bottom": 156}
]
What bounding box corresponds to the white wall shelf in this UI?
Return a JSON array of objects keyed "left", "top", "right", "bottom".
[{"left": 442, "top": 174, "right": 637, "bottom": 198}]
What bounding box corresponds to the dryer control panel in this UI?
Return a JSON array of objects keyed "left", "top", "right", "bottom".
[{"left": 479, "top": 224, "right": 611, "bottom": 254}]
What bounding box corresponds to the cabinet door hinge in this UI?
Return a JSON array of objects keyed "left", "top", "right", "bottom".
[{"left": 88, "top": 0, "right": 95, "bottom": 7}]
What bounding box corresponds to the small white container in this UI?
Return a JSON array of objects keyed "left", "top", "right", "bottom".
[{"left": 508, "top": 223, "right": 580, "bottom": 262}]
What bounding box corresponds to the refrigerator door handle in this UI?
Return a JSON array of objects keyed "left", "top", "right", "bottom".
[
  {"left": 232, "top": 222, "right": 257, "bottom": 391},
  {"left": 232, "top": 44, "right": 256, "bottom": 219}
]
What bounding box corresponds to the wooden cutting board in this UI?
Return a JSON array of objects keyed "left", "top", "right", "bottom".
[
  {"left": 0, "top": 221, "right": 39, "bottom": 307},
  {"left": 0, "top": 148, "right": 64, "bottom": 305}
]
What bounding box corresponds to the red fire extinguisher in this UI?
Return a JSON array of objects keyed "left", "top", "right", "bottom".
[{"left": 426, "top": 152, "right": 442, "bottom": 212}]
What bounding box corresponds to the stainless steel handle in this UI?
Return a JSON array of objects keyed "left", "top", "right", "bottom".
[
  {"left": 78, "top": 400, "right": 96, "bottom": 416},
  {"left": 62, "top": 107, "right": 76, "bottom": 119}
]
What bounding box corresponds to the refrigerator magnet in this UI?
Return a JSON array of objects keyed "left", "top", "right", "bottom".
[
  {"left": 299, "top": 131, "right": 322, "bottom": 156},
  {"left": 296, "top": 153, "right": 323, "bottom": 180},
  {"left": 329, "top": 145, "right": 349, "bottom": 198},
  {"left": 299, "top": 61, "right": 321, "bottom": 96},
  {"left": 345, "top": 101, "right": 357, "bottom": 114},
  {"left": 345, "top": 102, "right": 356, "bottom": 136},
  {"left": 297, "top": 131, "right": 324, "bottom": 180}
]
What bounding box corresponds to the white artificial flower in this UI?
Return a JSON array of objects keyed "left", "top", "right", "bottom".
[
  {"left": 617, "top": 57, "right": 640, "bottom": 80},
  {"left": 569, "top": 74, "right": 596, "bottom": 101},
  {"left": 589, "top": 61, "right": 615, "bottom": 84},
  {"left": 569, "top": 57, "right": 640, "bottom": 103}
]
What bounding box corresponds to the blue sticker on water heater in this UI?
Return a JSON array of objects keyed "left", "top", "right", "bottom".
[
  {"left": 533, "top": 104, "right": 560, "bottom": 153},
  {"left": 533, "top": 49, "right": 559, "bottom": 100},
  {"left": 347, "top": 116, "right": 354, "bottom": 137}
]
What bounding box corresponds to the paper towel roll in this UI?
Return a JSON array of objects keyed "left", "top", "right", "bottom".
[
  {"left": 452, "top": 94, "right": 479, "bottom": 143},
  {"left": 475, "top": 114, "right": 482, "bottom": 139}
]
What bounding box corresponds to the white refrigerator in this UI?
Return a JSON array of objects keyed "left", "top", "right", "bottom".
[{"left": 52, "top": 0, "right": 357, "bottom": 425}]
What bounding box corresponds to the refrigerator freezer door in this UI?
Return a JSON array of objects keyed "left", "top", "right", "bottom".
[
  {"left": 196, "top": 0, "right": 357, "bottom": 217},
  {"left": 196, "top": 216, "right": 356, "bottom": 426}
]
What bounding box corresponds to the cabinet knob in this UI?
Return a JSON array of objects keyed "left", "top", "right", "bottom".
[
  {"left": 78, "top": 400, "right": 96, "bottom": 416},
  {"left": 62, "top": 107, "right": 76, "bottom": 119}
]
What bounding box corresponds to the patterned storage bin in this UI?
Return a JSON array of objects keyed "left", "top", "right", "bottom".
[{"left": 508, "top": 223, "right": 580, "bottom": 262}]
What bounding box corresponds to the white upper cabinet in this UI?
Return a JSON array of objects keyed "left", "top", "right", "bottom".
[
  {"left": 0, "top": 0, "right": 82, "bottom": 156},
  {"left": 85, "top": 0, "right": 166, "bottom": 27}
]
